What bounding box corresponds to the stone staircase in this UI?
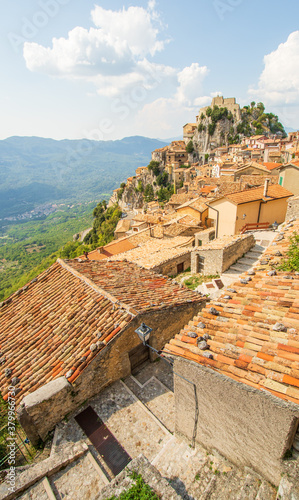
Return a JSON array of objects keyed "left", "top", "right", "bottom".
[
  {"left": 198, "top": 240, "right": 269, "bottom": 298},
  {"left": 6, "top": 363, "right": 294, "bottom": 500},
  {"left": 224, "top": 243, "right": 265, "bottom": 275}
]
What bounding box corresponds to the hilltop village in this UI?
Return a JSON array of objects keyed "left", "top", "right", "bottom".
[{"left": 0, "top": 98, "right": 299, "bottom": 499}]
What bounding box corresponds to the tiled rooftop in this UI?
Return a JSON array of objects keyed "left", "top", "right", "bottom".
[
  {"left": 0, "top": 262, "right": 133, "bottom": 403},
  {"left": 81, "top": 237, "right": 136, "bottom": 261},
  {"left": 164, "top": 220, "right": 299, "bottom": 405},
  {"left": 263, "top": 162, "right": 280, "bottom": 171},
  {"left": 115, "top": 219, "right": 131, "bottom": 233},
  {"left": 0, "top": 258, "right": 202, "bottom": 403},
  {"left": 216, "top": 184, "right": 293, "bottom": 205},
  {"left": 63, "top": 258, "right": 201, "bottom": 312},
  {"left": 108, "top": 236, "right": 194, "bottom": 268},
  {"left": 168, "top": 193, "right": 195, "bottom": 206},
  {"left": 177, "top": 198, "right": 208, "bottom": 213}
]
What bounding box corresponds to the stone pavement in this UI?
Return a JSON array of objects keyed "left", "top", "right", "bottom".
[{"left": 9, "top": 360, "right": 280, "bottom": 500}]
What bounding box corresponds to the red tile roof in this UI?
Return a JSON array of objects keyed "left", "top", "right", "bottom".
[
  {"left": 80, "top": 237, "right": 136, "bottom": 261},
  {"left": 0, "top": 259, "right": 203, "bottom": 403},
  {"left": 263, "top": 162, "right": 280, "bottom": 171},
  {"left": 164, "top": 220, "right": 299, "bottom": 405},
  {"left": 216, "top": 184, "right": 293, "bottom": 205}
]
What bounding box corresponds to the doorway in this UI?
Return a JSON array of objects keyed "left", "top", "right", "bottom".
[{"left": 129, "top": 343, "right": 150, "bottom": 374}]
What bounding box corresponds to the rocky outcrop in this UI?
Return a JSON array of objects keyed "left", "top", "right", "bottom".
[
  {"left": 113, "top": 169, "right": 159, "bottom": 211},
  {"left": 193, "top": 116, "right": 237, "bottom": 162}
]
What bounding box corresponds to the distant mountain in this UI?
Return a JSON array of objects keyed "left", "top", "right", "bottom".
[
  {"left": 159, "top": 136, "right": 182, "bottom": 143},
  {"left": 0, "top": 136, "right": 167, "bottom": 219}
]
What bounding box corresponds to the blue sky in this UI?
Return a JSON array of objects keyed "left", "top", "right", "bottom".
[{"left": 1, "top": 0, "right": 299, "bottom": 141}]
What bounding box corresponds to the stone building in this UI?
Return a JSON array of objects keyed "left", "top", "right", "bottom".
[
  {"left": 163, "top": 220, "right": 299, "bottom": 486},
  {"left": 277, "top": 161, "right": 299, "bottom": 195},
  {"left": 191, "top": 233, "right": 255, "bottom": 274},
  {"left": 0, "top": 259, "right": 204, "bottom": 445},
  {"left": 197, "top": 96, "right": 241, "bottom": 123}
]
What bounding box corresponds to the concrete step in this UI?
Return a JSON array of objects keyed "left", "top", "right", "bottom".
[
  {"left": 252, "top": 244, "right": 265, "bottom": 252},
  {"left": 49, "top": 452, "right": 109, "bottom": 500},
  {"left": 255, "top": 480, "right": 277, "bottom": 500},
  {"left": 189, "top": 461, "right": 217, "bottom": 499},
  {"left": 122, "top": 376, "right": 175, "bottom": 433},
  {"left": 238, "top": 257, "right": 256, "bottom": 266},
  {"left": 235, "top": 473, "right": 262, "bottom": 500},
  {"left": 247, "top": 250, "right": 264, "bottom": 257},
  {"left": 229, "top": 264, "right": 252, "bottom": 273}
]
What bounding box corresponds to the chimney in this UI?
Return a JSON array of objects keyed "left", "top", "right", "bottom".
[
  {"left": 263, "top": 178, "right": 270, "bottom": 197},
  {"left": 98, "top": 246, "right": 105, "bottom": 254}
]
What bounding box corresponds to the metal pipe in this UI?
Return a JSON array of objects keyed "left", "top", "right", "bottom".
[{"left": 206, "top": 204, "right": 219, "bottom": 238}]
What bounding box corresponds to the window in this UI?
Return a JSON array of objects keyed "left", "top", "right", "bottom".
[{"left": 279, "top": 176, "right": 283, "bottom": 186}]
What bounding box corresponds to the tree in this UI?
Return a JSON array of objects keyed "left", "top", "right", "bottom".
[
  {"left": 144, "top": 184, "right": 154, "bottom": 202},
  {"left": 156, "top": 171, "right": 168, "bottom": 187},
  {"left": 208, "top": 123, "right": 216, "bottom": 136},
  {"left": 186, "top": 140, "right": 194, "bottom": 153},
  {"left": 147, "top": 160, "right": 161, "bottom": 177},
  {"left": 136, "top": 180, "right": 144, "bottom": 192}
]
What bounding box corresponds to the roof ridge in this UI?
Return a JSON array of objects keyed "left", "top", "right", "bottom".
[{"left": 57, "top": 259, "right": 138, "bottom": 317}]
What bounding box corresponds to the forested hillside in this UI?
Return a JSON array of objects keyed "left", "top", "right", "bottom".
[{"left": 0, "top": 135, "right": 167, "bottom": 219}]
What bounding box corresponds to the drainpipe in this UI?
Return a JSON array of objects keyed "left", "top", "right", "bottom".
[
  {"left": 206, "top": 204, "right": 219, "bottom": 238},
  {"left": 263, "top": 178, "right": 270, "bottom": 197}
]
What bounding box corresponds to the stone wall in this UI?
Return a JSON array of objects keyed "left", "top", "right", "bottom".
[
  {"left": 153, "top": 252, "right": 191, "bottom": 276},
  {"left": 286, "top": 195, "right": 299, "bottom": 220},
  {"left": 191, "top": 234, "right": 255, "bottom": 274},
  {"left": 174, "top": 358, "right": 299, "bottom": 486},
  {"left": 194, "top": 228, "right": 215, "bottom": 246},
  {"left": 17, "top": 301, "right": 205, "bottom": 444}
]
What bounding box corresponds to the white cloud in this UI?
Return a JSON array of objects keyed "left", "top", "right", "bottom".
[
  {"left": 250, "top": 31, "right": 299, "bottom": 105},
  {"left": 23, "top": 2, "right": 171, "bottom": 96},
  {"left": 135, "top": 65, "right": 218, "bottom": 138},
  {"left": 91, "top": 4, "right": 166, "bottom": 57},
  {"left": 175, "top": 63, "right": 209, "bottom": 105},
  {"left": 134, "top": 97, "right": 191, "bottom": 137}
]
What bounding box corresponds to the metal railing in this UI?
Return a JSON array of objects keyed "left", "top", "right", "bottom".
[
  {"left": 240, "top": 222, "right": 270, "bottom": 234},
  {"left": 0, "top": 425, "right": 34, "bottom": 470}
]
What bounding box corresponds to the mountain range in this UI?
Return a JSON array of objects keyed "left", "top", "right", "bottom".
[{"left": 0, "top": 135, "right": 167, "bottom": 219}]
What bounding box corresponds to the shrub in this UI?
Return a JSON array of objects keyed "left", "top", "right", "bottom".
[{"left": 278, "top": 232, "right": 299, "bottom": 272}]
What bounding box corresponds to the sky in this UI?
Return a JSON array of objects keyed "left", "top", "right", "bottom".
[{"left": 1, "top": 0, "right": 299, "bottom": 141}]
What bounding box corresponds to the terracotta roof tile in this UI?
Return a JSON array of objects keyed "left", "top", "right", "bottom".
[
  {"left": 81, "top": 237, "right": 136, "bottom": 261},
  {"left": 215, "top": 184, "right": 293, "bottom": 205},
  {"left": 163, "top": 219, "right": 299, "bottom": 405},
  {"left": 108, "top": 235, "right": 194, "bottom": 268},
  {"left": 0, "top": 259, "right": 203, "bottom": 404}
]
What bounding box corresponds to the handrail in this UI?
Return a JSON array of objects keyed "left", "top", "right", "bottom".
[{"left": 240, "top": 222, "right": 270, "bottom": 234}]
